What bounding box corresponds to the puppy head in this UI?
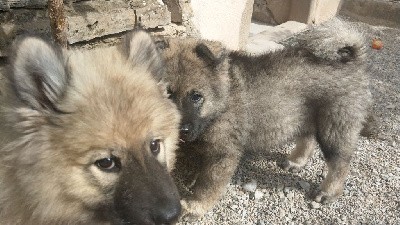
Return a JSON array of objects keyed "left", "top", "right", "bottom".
[
  {"left": 156, "top": 37, "right": 231, "bottom": 142},
  {"left": 4, "top": 31, "right": 181, "bottom": 225}
]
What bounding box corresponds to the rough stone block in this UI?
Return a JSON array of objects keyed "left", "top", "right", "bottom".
[
  {"left": 162, "top": 0, "right": 182, "bottom": 23},
  {"left": 289, "top": 0, "right": 341, "bottom": 24},
  {"left": 252, "top": 0, "right": 277, "bottom": 24},
  {"left": 340, "top": 0, "right": 400, "bottom": 28},
  {"left": 135, "top": 2, "right": 171, "bottom": 29},
  {"left": 0, "top": 0, "right": 47, "bottom": 11},
  {"left": 255, "top": 0, "right": 341, "bottom": 25},
  {"left": 0, "top": 9, "right": 50, "bottom": 56},
  {"left": 66, "top": 0, "right": 171, "bottom": 44},
  {"left": 0, "top": 0, "right": 173, "bottom": 55},
  {"left": 264, "top": 0, "right": 292, "bottom": 24}
]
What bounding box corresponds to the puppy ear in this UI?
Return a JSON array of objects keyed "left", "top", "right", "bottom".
[
  {"left": 122, "top": 30, "right": 164, "bottom": 81},
  {"left": 194, "top": 42, "right": 227, "bottom": 68},
  {"left": 10, "top": 36, "right": 68, "bottom": 112},
  {"left": 195, "top": 43, "right": 218, "bottom": 67},
  {"left": 195, "top": 42, "right": 230, "bottom": 90}
]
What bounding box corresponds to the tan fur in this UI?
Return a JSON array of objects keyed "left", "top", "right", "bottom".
[{"left": 0, "top": 32, "right": 181, "bottom": 224}]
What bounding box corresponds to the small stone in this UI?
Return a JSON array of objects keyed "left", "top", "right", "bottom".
[
  {"left": 284, "top": 187, "right": 292, "bottom": 194},
  {"left": 231, "top": 204, "right": 238, "bottom": 209},
  {"left": 241, "top": 209, "right": 247, "bottom": 217},
  {"left": 381, "top": 174, "right": 390, "bottom": 181},
  {"left": 279, "top": 208, "right": 286, "bottom": 217},
  {"left": 386, "top": 104, "right": 395, "bottom": 109},
  {"left": 243, "top": 179, "right": 257, "bottom": 192},
  {"left": 277, "top": 183, "right": 285, "bottom": 191},
  {"left": 278, "top": 191, "right": 285, "bottom": 198},
  {"left": 257, "top": 220, "right": 265, "bottom": 225},
  {"left": 254, "top": 190, "right": 264, "bottom": 200},
  {"left": 287, "top": 192, "right": 295, "bottom": 199},
  {"left": 298, "top": 181, "right": 310, "bottom": 191},
  {"left": 310, "top": 201, "right": 321, "bottom": 209}
]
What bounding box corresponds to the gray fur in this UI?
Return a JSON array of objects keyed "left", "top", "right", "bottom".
[{"left": 159, "top": 19, "right": 372, "bottom": 218}]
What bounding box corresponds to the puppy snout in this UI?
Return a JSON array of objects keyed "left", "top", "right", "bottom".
[
  {"left": 180, "top": 124, "right": 191, "bottom": 136},
  {"left": 153, "top": 198, "right": 181, "bottom": 224}
]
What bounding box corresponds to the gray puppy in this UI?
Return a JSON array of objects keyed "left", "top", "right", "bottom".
[{"left": 158, "top": 19, "right": 372, "bottom": 218}]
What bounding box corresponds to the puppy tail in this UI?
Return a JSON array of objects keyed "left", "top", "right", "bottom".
[{"left": 297, "top": 18, "right": 366, "bottom": 63}]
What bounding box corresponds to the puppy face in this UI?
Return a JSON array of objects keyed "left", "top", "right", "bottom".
[
  {"left": 157, "top": 38, "right": 231, "bottom": 142},
  {"left": 2, "top": 31, "right": 181, "bottom": 225}
]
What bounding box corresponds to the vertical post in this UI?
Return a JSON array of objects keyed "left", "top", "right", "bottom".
[{"left": 48, "top": 0, "right": 68, "bottom": 48}]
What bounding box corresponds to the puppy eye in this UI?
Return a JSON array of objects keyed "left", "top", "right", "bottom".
[
  {"left": 167, "top": 87, "right": 174, "bottom": 99},
  {"left": 150, "top": 139, "right": 161, "bottom": 156},
  {"left": 155, "top": 40, "right": 168, "bottom": 50},
  {"left": 95, "top": 157, "right": 121, "bottom": 172},
  {"left": 190, "top": 91, "right": 203, "bottom": 103}
]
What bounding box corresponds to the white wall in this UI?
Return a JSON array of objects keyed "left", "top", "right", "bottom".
[{"left": 191, "top": 0, "right": 254, "bottom": 50}]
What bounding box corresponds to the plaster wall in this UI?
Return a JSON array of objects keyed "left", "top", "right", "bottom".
[{"left": 191, "top": 0, "right": 254, "bottom": 50}]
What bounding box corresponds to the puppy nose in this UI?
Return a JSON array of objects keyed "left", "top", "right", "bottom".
[
  {"left": 153, "top": 199, "right": 181, "bottom": 224},
  {"left": 180, "top": 124, "right": 191, "bottom": 135}
]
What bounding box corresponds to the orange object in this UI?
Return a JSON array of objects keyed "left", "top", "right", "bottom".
[{"left": 372, "top": 38, "right": 383, "bottom": 50}]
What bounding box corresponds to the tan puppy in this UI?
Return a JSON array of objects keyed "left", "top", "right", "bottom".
[{"left": 0, "top": 31, "right": 181, "bottom": 225}]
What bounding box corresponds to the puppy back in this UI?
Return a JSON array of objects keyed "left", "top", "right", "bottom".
[{"left": 296, "top": 18, "right": 366, "bottom": 64}]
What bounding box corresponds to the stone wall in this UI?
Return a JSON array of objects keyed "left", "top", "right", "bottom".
[
  {"left": 252, "top": 0, "right": 342, "bottom": 25},
  {"left": 0, "top": 0, "right": 196, "bottom": 56}
]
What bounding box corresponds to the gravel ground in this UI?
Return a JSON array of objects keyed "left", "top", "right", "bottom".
[
  {"left": 0, "top": 18, "right": 398, "bottom": 225},
  {"left": 177, "top": 19, "right": 400, "bottom": 225}
]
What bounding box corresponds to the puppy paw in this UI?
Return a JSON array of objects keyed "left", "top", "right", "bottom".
[
  {"left": 277, "top": 159, "right": 303, "bottom": 173},
  {"left": 313, "top": 190, "right": 339, "bottom": 204},
  {"left": 181, "top": 213, "right": 201, "bottom": 222},
  {"left": 180, "top": 200, "right": 207, "bottom": 222}
]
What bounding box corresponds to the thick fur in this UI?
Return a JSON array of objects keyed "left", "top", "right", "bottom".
[
  {"left": 0, "top": 31, "right": 182, "bottom": 225},
  {"left": 157, "top": 19, "right": 372, "bottom": 218}
]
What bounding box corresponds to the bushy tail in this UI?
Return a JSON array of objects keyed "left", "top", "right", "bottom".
[{"left": 295, "top": 18, "right": 366, "bottom": 63}]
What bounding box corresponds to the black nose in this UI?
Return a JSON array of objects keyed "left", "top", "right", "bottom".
[
  {"left": 114, "top": 154, "right": 182, "bottom": 225},
  {"left": 180, "top": 124, "right": 191, "bottom": 136},
  {"left": 153, "top": 198, "right": 182, "bottom": 224}
]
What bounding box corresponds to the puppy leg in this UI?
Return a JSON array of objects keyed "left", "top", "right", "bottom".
[
  {"left": 182, "top": 143, "right": 241, "bottom": 219},
  {"left": 315, "top": 157, "right": 351, "bottom": 204},
  {"left": 314, "top": 107, "right": 362, "bottom": 203},
  {"left": 279, "top": 135, "right": 316, "bottom": 172}
]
